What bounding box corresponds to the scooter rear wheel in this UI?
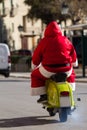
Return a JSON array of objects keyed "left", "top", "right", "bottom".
[{"left": 59, "top": 108, "right": 68, "bottom": 122}]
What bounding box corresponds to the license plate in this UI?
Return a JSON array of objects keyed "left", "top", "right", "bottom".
[{"left": 59, "top": 96, "right": 71, "bottom": 107}]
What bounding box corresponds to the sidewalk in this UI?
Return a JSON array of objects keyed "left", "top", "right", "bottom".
[
  {"left": 10, "top": 67, "right": 87, "bottom": 83},
  {"left": 10, "top": 72, "right": 30, "bottom": 79}
]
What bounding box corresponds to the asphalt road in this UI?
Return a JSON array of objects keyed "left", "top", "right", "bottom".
[{"left": 0, "top": 76, "right": 87, "bottom": 130}]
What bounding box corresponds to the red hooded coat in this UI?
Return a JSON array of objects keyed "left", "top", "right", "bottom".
[{"left": 31, "top": 21, "right": 78, "bottom": 95}]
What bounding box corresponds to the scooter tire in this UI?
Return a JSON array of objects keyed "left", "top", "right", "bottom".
[{"left": 59, "top": 108, "right": 68, "bottom": 122}]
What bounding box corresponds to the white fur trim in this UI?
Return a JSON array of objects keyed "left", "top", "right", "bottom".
[
  {"left": 39, "top": 65, "right": 55, "bottom": 78},
  {"left": 31, "top": 86, "right": 46, "bottom": 96},
  {"left": 39, "top": 65, "right": 73, "bottom": 78},
  {"left": 69, "top": 83, "right": 76, "bottom": 91},
  {"left": 65, "top": 67, "right": 72, "bottom": 77},
  {"left": 31, "top": 62, "right": 37, "bottom": 70},
  {"left": 72, "top": 59, "right": 78, "bottom": 67}
]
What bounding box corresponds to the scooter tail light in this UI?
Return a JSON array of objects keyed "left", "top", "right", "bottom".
[{"left": 60, "top": 91, "right": 69, "bottom": 96}]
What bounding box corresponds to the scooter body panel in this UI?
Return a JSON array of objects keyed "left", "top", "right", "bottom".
[
  {"left": 46, "top": 79, "right": 74, "bottom": 108},
  {"left": 41, "top": 73, "right": 76, "bottom": 122}
]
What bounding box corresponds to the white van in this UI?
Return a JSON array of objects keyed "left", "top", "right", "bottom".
[{"left": 0, "top": 43, "right": 11, "bottom": 77}]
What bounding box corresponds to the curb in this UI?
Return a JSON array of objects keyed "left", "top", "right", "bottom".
[
  {"left": 10, "top": 73, "right": 31, "bottom": 79},
  {"left": 10, "top": 73, "right": 87, "bottom": 83}
]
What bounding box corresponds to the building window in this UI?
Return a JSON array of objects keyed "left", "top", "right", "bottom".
[{"left": 12, "top": 23, "right": 14, "bottom": 32}]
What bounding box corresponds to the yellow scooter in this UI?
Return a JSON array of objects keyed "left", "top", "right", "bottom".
[{"left": 42, "top": 73, "right": 75, "bottom": 122}]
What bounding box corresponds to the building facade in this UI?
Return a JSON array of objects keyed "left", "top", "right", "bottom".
[{"left": 0, "top": 0, "right": 42, "bottom": 51}]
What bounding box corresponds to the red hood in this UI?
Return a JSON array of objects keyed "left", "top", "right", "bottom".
[{"left": 44, "top": 21, "right": 62, "bottom": 37}]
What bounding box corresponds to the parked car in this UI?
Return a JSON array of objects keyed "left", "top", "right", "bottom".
[
  {"left": 11, "top": 49, "right": 32, "bottom": 56},
  {"left": 0, "top": 43, "right": 11, "bottom": 77}
]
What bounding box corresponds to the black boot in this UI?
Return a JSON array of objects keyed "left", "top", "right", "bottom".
[{"left": 37, "top": 94, "right": 47, "bottom": 103}]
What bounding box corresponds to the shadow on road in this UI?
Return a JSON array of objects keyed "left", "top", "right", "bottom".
[{"left": 0, "top": 116, "right": 58, "bottom": 127}]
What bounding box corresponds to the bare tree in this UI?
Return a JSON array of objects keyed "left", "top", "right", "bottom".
[
  {"left": 24, "top": 0, "right": 87, "bottom": 24},
  {"left": 0, "top": 0, "right": 3, "bottom": 3}
]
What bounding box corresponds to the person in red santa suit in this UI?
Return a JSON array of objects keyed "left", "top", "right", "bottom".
[{"left": 31, "top": 21, "right": 78, "bottom": 103}]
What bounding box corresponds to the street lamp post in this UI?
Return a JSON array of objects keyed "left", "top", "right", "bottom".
[
  {"left": 61, "top": 2, "right": 69, "bottom": 34},
  {"left": 18, "top": 25, "right": 24, "bottom": 32},
  {"left": 61, "top": 2, "right": 69, "bottom": 15}
]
